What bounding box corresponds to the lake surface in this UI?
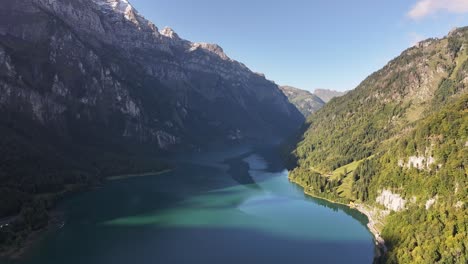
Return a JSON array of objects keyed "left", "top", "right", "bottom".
[{"left": 9, "top": 145, "right": 374, "bottom": 264}]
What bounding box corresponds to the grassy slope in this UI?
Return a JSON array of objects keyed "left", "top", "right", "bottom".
[{"left": 333, "top": 158, "right": 367, "bottom": 199}]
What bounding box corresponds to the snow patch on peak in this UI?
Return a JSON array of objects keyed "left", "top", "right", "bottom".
[
  {"left": 94, "top": 0, "right": 132, "bottom": 11},
  {"left": 93, "top": 0, "right": 137, "bottom": 22},
  {"left": 160, "top": 27, "right": 180, "bottom": 40},
  {"left": 190, "top": 43, "right": 229, "bottom": 60}
]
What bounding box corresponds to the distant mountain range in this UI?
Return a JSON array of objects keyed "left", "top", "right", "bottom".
[
  {"left": 313, "top": 89, "right": 347, "bottom": 103},
  {"left": 279, "top": 87, "right": 347, "bottom": 117},
  {"left": 279, "top": 86, "right": 325, "bottom": 117}
]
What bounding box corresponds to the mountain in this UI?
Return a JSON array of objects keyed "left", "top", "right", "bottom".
[
  {"left": 313, "top": 89, "right": 346, "bottom": 103},
  {"left": 287, "top": 27, "right": 468, "bottom": 263},
  {"left": 0, "top": 0, "right": 303, "bottom": 149},
  {"left": 0, "top": 0, "right": 303, "bottom": 248},
  {"left": 279, "top": 86, "right": 325, "bottom": 117}
]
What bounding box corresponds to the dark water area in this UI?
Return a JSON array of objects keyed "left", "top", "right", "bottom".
[{"left": 5, "top": 145, "right": 374, "bottom": 264}]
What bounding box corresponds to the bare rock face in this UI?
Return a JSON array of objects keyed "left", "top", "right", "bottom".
[
  {"left": 425, "top": 196, "right": 437, "bottom": 210},
  {"left": 407, "top": 155, "right": 435, "bottom": 170},
  {"left": 376, "top": 190, "right": 407, "bottom": 212},
  {"left": 0, "top": 0, "right": 303, "bottom": 152},
  {"left": 160, "top": 27, "right": 180, "bottom": 40},
  {"left": 399, "top": 155, "right": 436, "bottom": 170}
]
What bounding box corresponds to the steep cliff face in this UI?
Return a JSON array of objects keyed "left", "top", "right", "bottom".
[
  {"left": 0, "top": 0, "right": 304, "bottom": 224},
  {"left": 0, "top": 0, "right": 303, "bottom": 152}
]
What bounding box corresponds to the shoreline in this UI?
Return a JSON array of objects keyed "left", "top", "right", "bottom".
[
  {"left": 289, "top": 177, "right": 387, "bottom": 258},
  {"left": 1, "top": 169, "right": 172, "bottom": 260},
  {"left": 106, "top": 169, "right": 172, "bottom": 181},
  {"left": 0, "top": 228, "right": 43, "bottom": 260},
  {"left": 353, "top": 204, "right": 388, "bottom": 255},
  {"left": 0, "top": 211, "right": 64, "bottom": 260}
]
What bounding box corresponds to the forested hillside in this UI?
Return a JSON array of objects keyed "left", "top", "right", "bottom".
[{"left": 288, "top": 27, "right": 468, "bottom": 263}]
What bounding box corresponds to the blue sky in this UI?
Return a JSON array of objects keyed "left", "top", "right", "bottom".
[{"left": 130, "top": 0, "right": 468, "bottom": 92}]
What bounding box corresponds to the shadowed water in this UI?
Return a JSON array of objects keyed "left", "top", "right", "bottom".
[{"left": 10, "top": 145, "right": 374, "bottom": 264}]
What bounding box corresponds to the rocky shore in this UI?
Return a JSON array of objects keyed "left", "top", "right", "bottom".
[{"left": 353, "top": 204, "right": 388, "bottom": 257}]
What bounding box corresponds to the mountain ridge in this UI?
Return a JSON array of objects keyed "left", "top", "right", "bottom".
[
  {"left": 288, "top": 26, "right": 468, "bottom": 263},
  {"left": 313, "top": 88, "right": 346, "bottom": 103},
  {"left": 0, "top": 0, "right": 303, "bottom": 251},
  {"left": 0, "top": 0, "right": 303, "bottom": 149},
  {"left": 279, "top": 86, "right": 325, "bottom": 117}
]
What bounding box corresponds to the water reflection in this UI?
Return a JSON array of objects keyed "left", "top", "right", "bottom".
[
  {"left": 104, "top": 148, "right": 372, "bottom": 242},
  {"left": 12, "top": 145, "right": 374, "bottom": 264}
]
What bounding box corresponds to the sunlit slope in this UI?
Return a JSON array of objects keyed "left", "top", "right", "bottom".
[{"left": 288, "top": 27, "right": 468, "bottom": 263}]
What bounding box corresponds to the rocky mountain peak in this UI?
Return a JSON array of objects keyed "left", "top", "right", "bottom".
[
  {"left": 86, "top": 0, "right": 242, "bottom": 67},
  {"left": 160, "top": 27, "right": 180, "bottom": 40},
  {"left": 313, "top": 89, "right": 346, "bottom": 103},
  {"left": 92, "top": 0, "right": 150, "bottom": 28},
  {"left": 93, "top": 0, "right": 133, "bottom": 16},
  {"left": 189, "top": 43, "right": 229, "bottom": 60}
]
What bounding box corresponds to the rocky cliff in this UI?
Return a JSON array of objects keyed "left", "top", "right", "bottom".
[{"left": 0, "top": 0, "right": 303, "bottom": 152}]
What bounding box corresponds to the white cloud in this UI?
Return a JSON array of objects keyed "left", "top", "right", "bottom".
[{"left": 408, "top": 0, "right": 468, "bottom": 20}]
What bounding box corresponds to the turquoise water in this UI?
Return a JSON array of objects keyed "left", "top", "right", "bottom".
[{"left": 10, "top": 145, "right": 374, "bottom": 264}]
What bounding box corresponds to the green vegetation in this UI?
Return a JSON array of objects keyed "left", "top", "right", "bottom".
[
  {"left": 287, "top": 27, "right": 468, "bottom": 263},
  {"left": 382, "top": 206, "right": 467, "bottom": 263},
  {"left": 0, "top": 118, "right": 168, "bottom": 255},
  {"left": 279, "top": 86, "right": 325, "bottom": 117},
  {"left": 370, "top": 97, "right": 467, "bottom": 264}
]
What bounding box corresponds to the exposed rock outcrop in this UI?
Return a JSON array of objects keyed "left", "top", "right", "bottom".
[
  {"left": 406, "top": 155, "right": 435, "bottom": 170},
  {"left": 376, "top": 190, "right": 407, "bottom": 212},
  {"left": 425, "top": 196, "right": 437, "bottom": 210}
]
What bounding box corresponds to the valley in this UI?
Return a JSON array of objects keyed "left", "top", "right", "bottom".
[
  {"left": 2, "top": 145, "right": 375, "bottom": 264},
  {"left": 0, "top": 0, "right": 467, "bottom": 263}
]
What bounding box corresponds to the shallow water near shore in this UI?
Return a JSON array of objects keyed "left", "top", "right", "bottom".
[{"left": 7, "top": 145, "right": 374, "bottom": 264}]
